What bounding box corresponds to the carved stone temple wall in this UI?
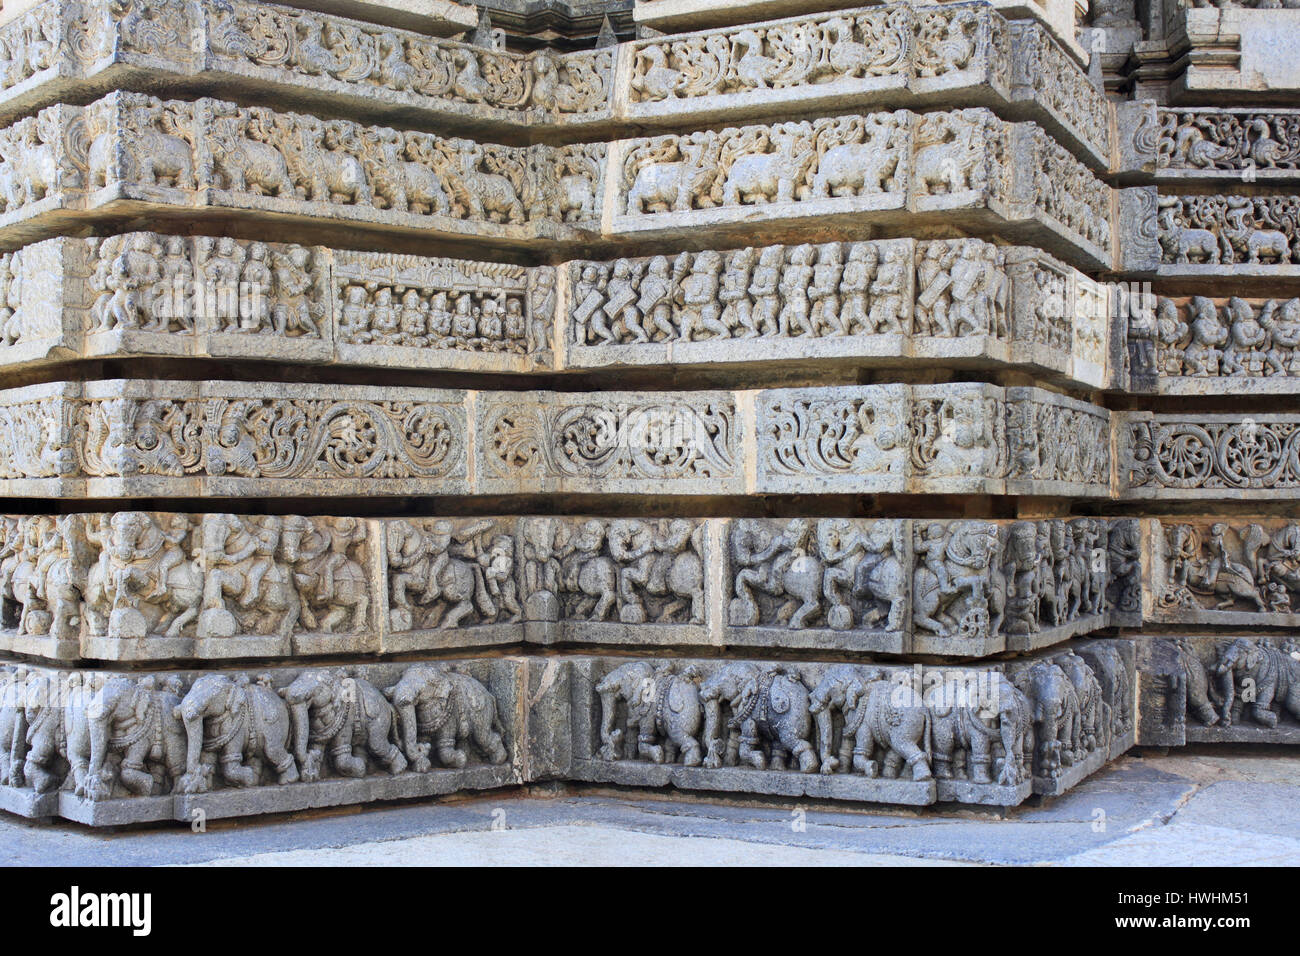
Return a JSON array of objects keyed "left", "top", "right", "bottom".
[{"left": 0, "top": 0, "right": 1293, "bottom": 825}]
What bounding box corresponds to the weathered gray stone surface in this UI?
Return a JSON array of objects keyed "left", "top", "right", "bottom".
[
  {"left": 564, "top": 238, "right": 1111, "bottom": 389},
  {"left": 1121, "top": 292, "right": 1300, "bottom": 395},
  {"left": 0, "top": 0, "right": 1298, "bottom": 838},
  {"left": 1137, "top": 635, "right": 1300, "bottom": 748},
  {"left": 1141, "top": 518, "right": 1300, "bottom": 628},
  {"left": 1119, "top": 410, "right": 1300, "bottom": 500},
  {"left": 612, "top": 108, "right": 1115, "bottom": 271},
  {"left": 0, "top": 512, "right": 1137, "bottom": 661},
  {"left": 0, "top": 658, "right": 523, "bottom": 824},
  {"left": 568, "top": 640, "right": 1133, "bottom": 807},
  {"left": 0, "top": 233, "right": 555, "bottom": 374}
]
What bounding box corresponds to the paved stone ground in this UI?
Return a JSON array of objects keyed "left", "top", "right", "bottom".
[{"left": 1, "top": 747, "right": 1297, "bottom": 866}]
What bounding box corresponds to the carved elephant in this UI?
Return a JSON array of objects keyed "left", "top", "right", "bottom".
[
  {"left": 1213, "top": 638, "right": 1300, "bottom": 728},
  {"left": 809, "top": 664, "right": 931, "bottom": 780},
  {"left": 1170, "top": 638, "right": 1219, "bottom": 726},
  {"left": 301, "top": 125, "right": 372, "bottom": 205},
  {"left": 0, "top": 665, "right": 29, "bottom": 787},
  {"left": 383, "top": 664, "right": 508, "bottom": 772},
  {"left": 929, "top": 673, "right": 1031, "bottom": 786},
  {"left": 388, "top": 159, "right": 450, "bottom": 215},
  {"left": 175, "top": 673, "right": 299, "bottom": 793},
  {"left": 1079, "top": 642, "right": 1133, "bottom": 737},
  {"left": 209, "top": 124, "right": 294, "bottom": 197},
  {"left": 1014, "top": 660, "right": 1081, "bottom": 779},
  {"left": 84, "top": 675, "right": 187, "bottom": 800},
  {"left": 21, "top": 671, "right": 92, "bottom": 796},
  {"left": 1059, "top": 651, "right": 1107, "bottom": 753},
  {"left": 700, "top": 662, "right": 818, "bottom": 773},
  {"left": 596, "top": 660, "right": 703, "bottom": 766},
  {"left": 89, "top": 124, "right": 193, "bottom": 190},
  {"left": 281, "top": 669, "right": 407, "bottom": 781}
]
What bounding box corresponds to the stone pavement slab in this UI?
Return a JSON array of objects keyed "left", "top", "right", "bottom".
[{"left": 0, "top": 748, "right": 1294, "bottom": 866}]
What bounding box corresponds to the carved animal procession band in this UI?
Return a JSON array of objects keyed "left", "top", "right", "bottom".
[
  {"left": 0, "top": 379, "right": 1112, "bottom": 498},
  {"left": 572, "top": 643, "right": 1135, "bottom": 807},
  {"left": 0, "top": 658, "right": 524, "bottom": 826},
  {"left": 0, "top": 512, "right": 1138, "bottom": 662},
  {"left": 0, "top": 0, "right": 1109, "bottom": 166},
  {"left": 0, "top": 92, "right": 1118, "bottom": 270},
  {"left": 0, "top": 232, "right": 1111, "bottom": 389},
  {"left": 0, "top": 640, "right": 1135, "bottom": 824}
]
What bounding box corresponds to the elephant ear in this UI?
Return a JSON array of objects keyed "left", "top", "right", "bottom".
[
  {"left": 134, "top": 689, "right": 150, "bottom": 725},
  {"left": 1245, "top": 646, "right": 1263, "bottom": 668},
  {"left": 666, "top": 678, "right": 692, "bottom": 715},
  {"left": 844, "top": 678, "right": 865, "bottom": 711},
  {"left": 768, "top": 676, "right": 794, "bottom": 715},
  {"left": 735, "top": 677, "right": 758, "bottom": 712}
]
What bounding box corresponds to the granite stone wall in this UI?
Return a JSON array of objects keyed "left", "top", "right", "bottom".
[{"left": 0, "top": 0, "right": 1292, "bottom": 823}]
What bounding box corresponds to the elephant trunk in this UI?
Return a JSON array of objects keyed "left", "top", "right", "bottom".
[
  {"left": 290, "top": 701, "right": 310, "bottom": 768},
  {"left": 702, "top": 697, "right": 722, "bottom": 758},
  {"left": 87, "top": 707, "right": 110, "bottom": 782},
  {"left": 1217, "top": 666, "right": 1235, "bottom": 718},
  {"left": 815, "top": 707, "right": 834, "bottom": 764},
  {"left": 179, "top": 706, "right": 205, "bottom": 779},
  {"left": 395, "top": 701, "right": 419, "bottom": 762}
]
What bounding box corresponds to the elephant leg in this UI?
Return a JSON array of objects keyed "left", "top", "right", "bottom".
[
  {"left": 331, "top": 737, "right": 366, "bottom": 778},
  {"left": 369, "top": 719, "right": 406, "bottom": 774},
  {"left": 1251, "top": 700, "right": 1280, "bottom": 728},
  {"left": 968, "top": 730, "right": 992, "bottom": 785},
  {"left": 837, "top": 736, "right": 853, "bottom": 773},
  {"left": 23, "top": 741, "right": 59, "bottom": 794},
  {"left": 882, "top": 750, "right": 904, "bottom": 778},
  {"left": 853, "top": 733, "right": 878, "bottom": 777},
  {"left": 776, "top": 723, "right": 818, "bottom": 773},
  {"left": 118, "top": 740, "right": 155, "bottom": 796},
  {"left": 163, "top": 743, "right": 186, "bottom": 792},
  {"left": 931, "top": 730, "right": 953, "bottom": 779},
  {"left": 219, "top": 741, "right": 259, "bottom": 788},
  {"left": 673, "top": 725, "right": 702, "bottom": 767},
  {"left": 638, "top": 724, "right": 666, "bottom": 764},
  {"left": 473, "top": 718, "right": 508, "bottom": 765},
  {"left": 738, "top": 721, "right": 766, "bottom": 770},
  {"left": 769, "top": 744, "right": 788, "bottom": 771},
  {"left": 263, "top": 731, "right": 300, "bottom": 785},
  {"left": 437, "top": 724, "right": 467, "bottom": 769}
]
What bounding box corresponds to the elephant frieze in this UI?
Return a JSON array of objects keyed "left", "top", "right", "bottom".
[
  {"left": 1014, "top": 660, "right": 1082, "bottom": 779},
  {"left": 84, "top": 674, "right": 187, "bottom": 800},
  {"left": 809, "top": 664, "right": 932, "bottom": 781},
  {"left": 22, "top": 671, "right": 94, "bottom": 796},
  {"left": 929, "top": 673, "right": 1031, "bottom": 786},
  {"left": 175, "top": 673, "right": 299, "bottom": 793},
  {"left": 383, "top": 664, "right": 508, "bottom": 772},
  {"left": 700, "top": 662, "right": 818, "bottom": 773},
  {"left": 596, "top": 660, "right": 703, "bottom": 766},
  {"left": 1214, "top": 638, "right": 1300, "bottom": 728},
  {"left": 281, "top": 669, "right": 407, "bottom": 781}
]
